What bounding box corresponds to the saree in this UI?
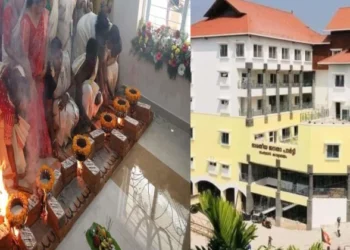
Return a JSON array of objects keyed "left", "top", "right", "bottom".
[
  {"left": 51, "top": 51, "right": 79, "bottom": 147},
  {"left": 20, "top": 10, "right": 52, "bottom": 168},
  {"left": 106, "top": 59, "right": 118, "bottom": 97},
  {"left": 2, "top": 1, "right": 22, "bottom": 64},
  {"left": 48, "top": 0, "right": 58, "bottom": 42}
]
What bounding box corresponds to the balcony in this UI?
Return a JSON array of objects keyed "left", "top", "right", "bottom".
[{"left": 239, "top": 81, "right": 312, "bottom": 89}]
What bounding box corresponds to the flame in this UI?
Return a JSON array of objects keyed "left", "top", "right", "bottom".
[
  {"left": 0, "top": 164, "right": 9, "bottom": 218},
  {"left": 13, "top": 227, "right": 19, "bottom": 238},
  {"left": 117, "top": 117, "right": 123, "bottom": 127}
]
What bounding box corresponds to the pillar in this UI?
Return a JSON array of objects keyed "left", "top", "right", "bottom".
[
  {"left": 312, "top": 72, "right": 315, "bottom": 109},
  {"left": 307, "top": 164, "right": 313, "bottom": 230},
  {"left": 275, "top": 160, "right": 282, "bottom": 226},
  {"left": 347, "top": 166, "right": 350, "bottom": 222},
  {"left": 193, "top": 182, "right": 199, "bottom": 196},
  {"left": 263, "top": 63, "right": 268, "bottom": 124},
  {"left": 246, "top": 155, "right": 254, "bottom": 213},
  {"left": 299, "top": 68, "right": 304, "bottom": 109},
  {"left": 288, "top": 65, "right": 293, "bottom": 119},
  {"left": 246, "top": 63, "right": 254, "bottom": 127},
  {"left": 276, "top": 65, "right": 281, "bottom": 121}
]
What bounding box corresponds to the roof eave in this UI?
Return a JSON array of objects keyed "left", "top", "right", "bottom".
[
  {"left": 191, "top": 32, "right": 324, "bottom": 45},
  {"left": 324, "top": 28, "right": 350, "bottom": 32},
  {"left": 318, "top": 62, "right": 350, "bottom": 65}
]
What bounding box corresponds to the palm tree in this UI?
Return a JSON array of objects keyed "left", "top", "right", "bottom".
[
  {"left": 286, "top": 246, "right": 299, "bottom": 250},
  {"left": 309, "top": 242, "right": 323, "bottom": 250},
  {"left": 258, "top": 246, "right": 284, "bottom": 250},
  {"left": 194, "top": 191, "right": 257, "bottom": 250}
]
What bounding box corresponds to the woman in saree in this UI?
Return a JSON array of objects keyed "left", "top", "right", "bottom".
[
  {"left": 2, "top": 0, "right": 25, "bottom": 64},
  {"left": 0, "top": 63, "right": 29, "bottom": 187},
  {"left": 20, "top": 0, "right": 52, "bottom": 170},
  {"left": 45, "top": 37, "right": 79, "bottom": 159},
  {"left": 105, "top": 24, "right": 121, "bottom": 99}
]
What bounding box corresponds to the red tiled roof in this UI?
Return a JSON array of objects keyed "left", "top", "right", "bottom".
[
  {"left": 318, "top": 50, "right": 350, "bottom": 65},
  {"left": 192, "top": 0, "right": 326, "bottom": 44},
  {"left": 325, "top": 7, "right": 350, "bottom": 31}
]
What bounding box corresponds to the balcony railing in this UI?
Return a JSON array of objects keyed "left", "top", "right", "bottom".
[
  {"left": 239, "top": 81, "right": 312, "bottom": 89},
  {"left": 302, "top": 102, "right": 313, "bottom": 109},
  {"left": 313, "top": 188, "right": 346, "bottom": 198}
]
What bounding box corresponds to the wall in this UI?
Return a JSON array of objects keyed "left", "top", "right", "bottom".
[
  {"left": 327, "top": 65, "right": 350, "bottom": 118},
  {"left": 314, "top": 70, "right": 328, "bottom": 109},
  {"left": 110, "top": 0, "right": 190, "bottom": 125},
  {"left": 312, "top": 198, "right": 346, "bottom": 229},
  {"left": 192, "top": 35, "right": 313, "bottom": 117}
]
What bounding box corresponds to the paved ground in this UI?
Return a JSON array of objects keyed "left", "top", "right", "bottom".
[{"left": 191, "top": 215, "right": 350, "bottom": 250}]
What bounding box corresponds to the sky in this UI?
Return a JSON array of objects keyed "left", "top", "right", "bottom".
[{"left": 191, "top": 0, "right": 350, "bottom": 34}]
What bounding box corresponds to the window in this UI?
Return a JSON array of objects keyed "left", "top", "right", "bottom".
[
  {"left": 342, "top": 110, "right": 349, "bottom": 121},
  {"left": 294, "top": 74, "right": 300, "bottom": 83},
  {"left": 257, "top": 74, "right": 263, "bottom": 84},
  {"left": 236, "top": 43, "right": 244, "bottom": 57},
  {"left": 255, "top": 133, "right": 264, "bottom": 141},
  {"left": 295, "top": 96, "right": 300, "bottom": 105},
  {"left": 282, "top": 48, "right": 289, "bottom": 60},
  {"left": 305, "top": 51, "right": 311, "bottom": 61},
  {"left": 326, "top": 144, "right": 339, "bottom": 159},
  {"left": 221, "top": 164, "right": 230, "bottom": 176},
  {"left": 283, "top": 74, "right": 289, "bottom": 84},
  {"left": 270, "top": 74, "right": 277, "bottom": 84},
  {"left": 208, "top": 161, "right": 217, "bottom": 173},
  {"left": 269, "top": 131, "right": 277, "bottom": 143},
  {"left": 294, "top": 49, "right": 301, "bottom": 61},
  {"left": 146, "top": 0, "right": 190, "bottom": 35},
  {"left": 220, "top": 72, "right": 228, "bottom": 78},
  {"left": 257, "top": 99, "right": 262, "bottom": 110},
  {"left": 220, "top": 99, "right": 229, "bottom": 112},
  {"left": 294, "top": 126, "right": 298, "bottom": 136},
  {"left": 254, "top": 45, "right": 263, "bottom": 58},
  {"left": 335, "top": 75, "right": 344, "bottom": 87},
  {"left": 221, "top": 132, "right": 230, "bottom": 145},
  {"left": 282, "top": 127, "right": 290, "bottom": 140},
  {"left": 191, "top": 157, "right": 194, "bottom": 169},
  {"left": 220, "top": 44, "right": 228, "bottom": 58},
  {"left": 269, "top": 46, "right": 277, "bottom": 59},
  {"left": 331, "top": 49, "right": 342, "bottom": 56},
  {"left": 190, "top": 128, "right": 193, "bottom": 139}
]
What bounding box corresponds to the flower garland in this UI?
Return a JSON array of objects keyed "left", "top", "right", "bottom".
[
  {"left": 113, "top": 97, "right": 130, "bottom": 115},
  {"left": 131, "top": 20, "right": 191, "bottom": 81},
  {"left": 6, "top": 192, "right": 29, "bottom": 227},
  {"left": 125, "top": 87, "right": 141, "bottom": 104},
  {"left": 100, "top": 112, "right": 117, "bottom": 131},
  {"left": 36, "top": 165, "right": 55, "bottom": 193},
  {"left": 72, "top": 135, "right": 92, "bottom": 160}
]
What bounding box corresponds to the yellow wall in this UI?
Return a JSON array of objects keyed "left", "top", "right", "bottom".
[{"left": 191, "top": 110, "right": 350, "bottom": 204}]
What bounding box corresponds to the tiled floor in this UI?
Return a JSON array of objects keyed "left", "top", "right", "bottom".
[{"left": 57, "top": 116, "right": 190, "bottom": 250}]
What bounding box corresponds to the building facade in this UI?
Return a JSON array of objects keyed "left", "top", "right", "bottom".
[{"left": 191, "top": 0, "right": 350, "bottom": 230}]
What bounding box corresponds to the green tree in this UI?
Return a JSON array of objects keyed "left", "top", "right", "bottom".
[
  {"left": 194, "top": 191, "right": 257, "bottom": 250},
  {"left": 309, "top": 242, "right": 323, "bottom": 250}
]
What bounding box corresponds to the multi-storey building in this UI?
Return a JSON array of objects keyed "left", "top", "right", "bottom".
[{"left": 191, "top": 0, "right": 350, "bottom": 230}]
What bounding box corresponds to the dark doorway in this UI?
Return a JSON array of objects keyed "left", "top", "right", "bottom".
[
  {"left": 336, "top": 102, "right": 341, "bottom": 119},
  {"left": 225, "top": 188, "right": 235, "bottom": 204},
  {"left": 197, "top": 181, "right": 221, "bottom": 197}
]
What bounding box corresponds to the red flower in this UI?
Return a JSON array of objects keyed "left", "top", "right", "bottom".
[
  {"left": 156, "top": 52, "right": 162, "bottom": 61},
  {"left": 184, "top": 60, "right": 189, "bottom": 67},
  {"left": 174, "top": 30, "right": 181, "bottom": 39}
]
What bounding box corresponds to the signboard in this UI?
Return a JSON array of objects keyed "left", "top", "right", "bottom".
[{"left": 251, "top": 143, "right": 296, "bottom": 159}]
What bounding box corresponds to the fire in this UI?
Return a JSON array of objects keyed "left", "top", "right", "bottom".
[
  {"left": 13, "top": 227, "right": 19, "bottom": 238},
  {"left": 0, "top": 164, "right": 9, "bottom": 217},
  {"left": 117, "top": 117, "right": 124, "bottom": 127}
]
